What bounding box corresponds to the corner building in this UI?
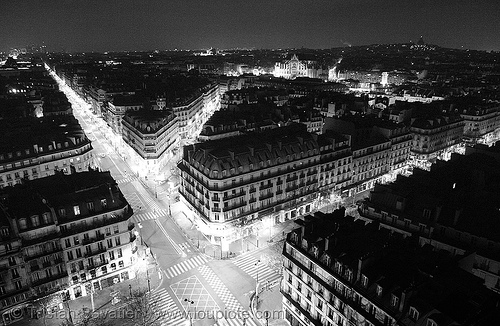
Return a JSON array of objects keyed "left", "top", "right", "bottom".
[
  {"left": 0, "top": 171, "right": 136, "bottom": 324},
  {"left": 178, "top": 125, "right": 321, "bottom": 250},
  {"left": 282, "top": 211, "right": 500, "bottom": 326}
]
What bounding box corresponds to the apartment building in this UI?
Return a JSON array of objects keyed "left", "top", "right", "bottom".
[
  {"left": 0, "top": 171, "right": 135, "bottom": 325},
  {"left": 172, "top": 83, "right": 220, "bottom": 141},
  {"left": 122, "top": 109, "right": 179, "bottom": 176},
  {"left": 317, "top": 131, "right": 352, "bottom": 195},
  {"left": 374, "top": 122, "right": 413, "bottom": 171},
  {"left": 0, "top": 116, "right": 93, "bottom": 188},
  {"left": 410, "top": 115, "right": 464, "bottom": 163},
  {"left": 106, "top": 95, "right": 143, "bottom": 134},
  {"left": 358, "top": 152, "right": 500, "bottom": 293},
  {"left": 282, "top": 211, "right": 500, "bottom": 326},
  {"left": 460, "top": 104, "right": 500, "bottom": 145},
  {"left": 178, "top": 124, "right": 320, "bottom": 249}
]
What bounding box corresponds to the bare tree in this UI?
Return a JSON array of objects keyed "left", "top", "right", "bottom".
[
  {"left": 125, "top": 289, "right": 162, "bottom": 326},
  {"left": 59, "top": 307, "right": 113, "bottom": 326}
]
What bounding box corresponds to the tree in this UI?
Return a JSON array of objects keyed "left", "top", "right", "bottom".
[
  {"left": 59, "top": 307, "right": 112, "bottom": 326},
  {"left": 125, "top": 289, "right": 162, "bottom": 326}
]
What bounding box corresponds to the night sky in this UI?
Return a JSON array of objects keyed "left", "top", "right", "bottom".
[{"left": 2, "top": 0, "right": 499, "bottom": 52}]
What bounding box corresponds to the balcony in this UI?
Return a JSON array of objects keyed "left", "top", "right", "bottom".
[
  {"left": 260, "top": 183, "right": 273, "bottom": 190},
  {"left": 60, "top": 210, "right": 132, "bottom": 237},
  {"left": 249, "top": 188, "right": 256, "bottom": 193},
  {"left": 86, "top": 259, "right": 109, "bottom": 271},
  {"left": 82, "top": 233, "right": 105, "bottom": 245},
  {"left": 31, "top": 271, "right": 69, "bottom": 287},
  {"left": 84, "top": 247, "right": 107, "bottom": 258},
  {"left": 223, "top": 191, "right": 246, "bottom": 200},
  {"left": 25, "top": 246, "right": 63, "bottom": 261},
  {"left": 42, "top": 261, "right": 52, "bottom": 268},
  {"left": 259, "top": 193, "right": 274, "bottom": 201},
  {"left": 22, "top": 231, "right": 60, "bottom": 246}
]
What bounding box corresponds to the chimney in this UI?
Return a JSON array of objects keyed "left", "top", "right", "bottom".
[{"left": 325, "top": 237, "right": 330, "bottom": 251}]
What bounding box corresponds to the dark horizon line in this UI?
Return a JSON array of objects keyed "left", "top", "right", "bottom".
[{"left": 4, "top": 42, "right": 499, "bottom": 56}]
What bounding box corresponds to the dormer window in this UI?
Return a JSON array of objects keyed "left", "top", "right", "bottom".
[
  {"left": 59, "top": 208, "right": 66, "bottom": 217},
  {"left": 391, "top": 294, "right": 399, "bottom": 308},
  {"left": 18, "top": 219, "right": 27, "bottom": 230},
  {"left": 409, "top": 307, "right": 419, "bottom": 321},
  {"left": 376, "top": 285, "right": 383, "bottom": 297},
  {"left": 101, "top": 199, "right": 107, "bottom": 208},
  {"left": 427, "top": 319, "right": 438, "bottom": 326},
  {"left": 291, "top": 232, "right": 298, "bottom": 244},
  {"left": 73, "top": 205, "right": 81, "bottom": 216},
  {"left": 312, "top": 246, "right": 319, "bottom": 258},
  {"left": 31, "top": 215, "right": 40, "bottom": 227},
  {"left": 87, "top": 202, "right": 95, "bottom": 212},
  {"left": 302, "top": 239, "right": 308, "bottom": 250},
  {"left": 361, "top": 275, "right": 368, "bottom": 288}
]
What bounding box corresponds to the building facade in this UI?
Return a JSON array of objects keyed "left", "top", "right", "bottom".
[
  {"left": 0, "top": 171, "right": 136, "bottom": 325},
  {"left": 178, "top": 125, "right": 320, "bottom": 250},
  {"left": 282, "top": 211, "right": 500, "bottom": 326},
  {"left": 0, "top": 116, "right": 93, "bottom": 189},
  {"left": 122, "top": 109, "right": 179, "bottom": 176}
]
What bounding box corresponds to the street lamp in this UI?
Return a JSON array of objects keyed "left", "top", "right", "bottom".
[
  {"left": 255, "top": 260, "right": 261, "bottom": 300},
  {"left": 184, "top": 299, "right": 195, "bottom": 326}
]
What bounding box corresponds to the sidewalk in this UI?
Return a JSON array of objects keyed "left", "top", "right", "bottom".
[
  {"left": 16, "top": 254, "right": 162, "bottom": 326},
  {"left": 253, "top": 283, "right": 288, "bottom": 326}
]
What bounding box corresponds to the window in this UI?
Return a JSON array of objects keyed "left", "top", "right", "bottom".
[
  {"left": 361, "top": 275, "right": 368, "bottom": 288},
  {"left": 15, "top": 281, "right": 22, "bottom": 290},
  {"left": 391, "top": 294, "right": 399, "bottom": 308},
  {"left": 73, "top": 205, "right": 81, "bottom": 216},
  {"left": 31, "top": 215, "right": 40, "bottom": 227},
  {"left": 105, "top": 227, "right": 111, "bottom": 236},
  {"left": 409, "top": 307, "right": 419, "bottom": 321},
  {"left": 73, "top": 236, "right": 80, "bottom": 245},
  {"left": 65, "top": 239, "right": 71, "bottom": 248},
  {"left": 18, "top": 218, "right": 27, "bottom": 230},
  {"left": 107, "top": 239, "right": 113, "bottom": 248},
  {"left": 118, "top": 260, "right": 124, "bottom": 268},
  {"left": 113, "top": 225, "right": 119, "bottom": 234},
  {"left": 76, "top": 248, "right": 82, "bottom": 258},
  {"left": 115, "top": 237, "right": 121, "bottom": 246},
  {"left": 87, "top": 202, "right": 94, "bottom": 212},
  {"left": 109, "top": 251, "right": 115, "bottom": 260},
  {"left": 67, "top": 251, "right": 74, "bottom": 260},
  {"left": 117, "top": 248, "right": 122, "bottom": 258},
  {"left": 426, "top": 319, "right": 438, "bottom": 326}
]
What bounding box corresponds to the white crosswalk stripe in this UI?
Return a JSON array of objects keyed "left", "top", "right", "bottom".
[
  {"left": 132, "top": 209, "right": 169, "bottom": 222},
  {"left": 132, "top": 180, "right": 163, "bottom": 211},
  {"left": 232, "top": 254, "right": 282, "bottom": 286},
  {"left": 116, "top": 176, "right": 137, "bottom": 184},
  {"left": 150, "top": 287, "right": 186, "bottom": 326},
  {"left": 164, "top": 255, "right": 209, "bottom": 279},
  {"left": 198, "top": 265, "right": 259, "bottom": 326},
  {"left": 178, "top": 242, "right": 191, "bottom": 251}
]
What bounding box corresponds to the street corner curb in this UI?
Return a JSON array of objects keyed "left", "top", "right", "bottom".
[{"left": 152, "top": 269, "right": 165, "bottom": 293}]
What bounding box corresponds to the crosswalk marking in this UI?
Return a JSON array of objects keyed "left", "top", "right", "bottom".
[
  {"left": 178, "top": 242, "right": 191, "bottom": 251},
  {"left": 232, "top": 255, "right": 282, "bottom": 286},
  {"left": 132, "top": 180, "right": 163, "bottom": 211},
  {"left": 198, "top": 265, "right": 258, "bottom": 326},
  {"left": 164, "top": 255, "right": 209, "bottom": 279},
  {"left": 116, "top": 176, "right": 137, "bottom": 184},
  {"left": 132, "top": 209, "right": 169, "bottom": 222},
  {"left": 150, "top": 287, "right": 186, "bottom": 326}
]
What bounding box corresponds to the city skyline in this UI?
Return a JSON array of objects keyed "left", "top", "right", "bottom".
[{"left": 2, "top": 0, "right": 500, "bottom": 53}]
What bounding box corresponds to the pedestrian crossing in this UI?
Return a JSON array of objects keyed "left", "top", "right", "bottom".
[
  {"left": 116, "top": 176, "right": 137, "bottom": 184},
  {"left": 198, "top": 265, "right": 259, "bottom": 326},
  {"left": 232, "top": 254, "right": 283, "bottom": 287},
  {"left": 150, "top": 287, "right": 186, "bottom": 326},
  {"left": 132, "top": 180, "right": 163, "bottom": 211},
  {"left": 164, "top": 255, "right": 209, "bottom": 279},
  {"left": 178, "top": 242, "right": 191, "bottom": 251},
  {"left": 132, "top": 209, "right": 169, "bottom": 222}
]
